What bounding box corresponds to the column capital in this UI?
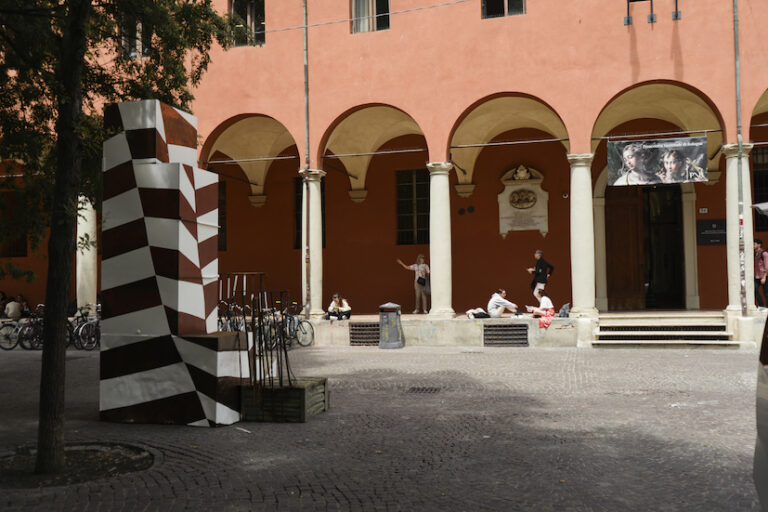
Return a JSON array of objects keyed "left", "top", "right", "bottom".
[
  {"left": 427, "top": 161, "right": 453, "bottom": 176},
  {"left": 299, "top": 168, "right": 326, "bottom": 181},
  {"left": 567, "top": 153, "right": 594, "bottom": 167},
  {"left": 722, "top": 143, "right": 754, "bottom": 158}
]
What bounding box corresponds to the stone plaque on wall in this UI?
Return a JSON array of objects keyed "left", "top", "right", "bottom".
[{"left": 497, "top": 165, "right": 549, "bottom": 237}]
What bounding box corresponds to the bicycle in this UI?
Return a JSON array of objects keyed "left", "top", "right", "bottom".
[
  {"left": 0, "top": 320, "right": 22, "bottom": 350},
  {"left": 281, "top": 301, "right": 314, "bottom": 347}
]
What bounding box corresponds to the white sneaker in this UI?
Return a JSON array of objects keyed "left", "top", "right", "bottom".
[
  {"left": 466, "top": 311, "right": 475, "bottom": 319},
  {"left": 413, "top": 309, "right": 419, "bottom": 314}
]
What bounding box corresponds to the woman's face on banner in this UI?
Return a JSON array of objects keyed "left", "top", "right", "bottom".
[
  {"left": 663, "top": 154, "right": 680, "bottom": 174},
  {"left": 623, "top": 149, "right": 638, "bottom": 171}
]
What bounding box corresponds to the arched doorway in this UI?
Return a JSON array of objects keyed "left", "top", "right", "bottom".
[{"left": 591, "top": 82, "right": 725, "bottom": 311}]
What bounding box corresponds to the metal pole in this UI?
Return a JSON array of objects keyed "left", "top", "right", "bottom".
[
  {"left": 302, "top": 0, "right": 311, "bottom": 320},
  {"left": 733, "top": 0, "right": 747, "bottom": 317}
]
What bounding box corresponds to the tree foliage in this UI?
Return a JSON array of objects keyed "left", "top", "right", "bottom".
[
  {"left": 0, "top": 0, "right": 237, "bottom": 473},
  {"left": 0, "top": 0, "right": 233, "bottom": 259}
]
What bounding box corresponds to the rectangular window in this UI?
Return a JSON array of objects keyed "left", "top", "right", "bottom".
[
  {"left": 232, "top": 0, "right": 266, "bottom": 46},
  {"left": 754, "top": 148, "right": 768, "bottom": 232},
  {"left": 121, "top": 10, "right": 152, "bottom": 58},
  {"left": 482, "top": 0, "right": 525, "bottom": 18},
  {"left": 218, "top": 181, "right": 227, "bottom": 252},
  {"left": 294, "top": 177, "right": 326, "bottom": 250},
  {"left": 0, "top": 192, "right": 27, "bottom": 258},
  {"left": 396, "top": 169, "right": 429, "bottom": 245},
  {"left": 351, "top": 0, "right": 390, "bottom": 33}
]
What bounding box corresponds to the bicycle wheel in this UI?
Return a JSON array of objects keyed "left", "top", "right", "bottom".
[
  {"left": 78, "top": 322, "right": 99, "bottom": 351},
  {"left": 295, "top": 320, "right": 314, "bottom": 347},
  {"left": 0, "top": 323, "right": 18, "bottom": 350}
]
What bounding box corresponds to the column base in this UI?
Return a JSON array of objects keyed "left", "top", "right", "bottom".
[
  {"left": 569, "top": 307, "right": 598, "bottom": 319},
  {"left": 428, "top": 308, "right": 455, "bottom": 319},
  {"left": 309, "top": 310, "right": 326, "bottom": 321}
]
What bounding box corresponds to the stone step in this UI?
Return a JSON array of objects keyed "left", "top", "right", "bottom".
[
  {"left": 595, "top": 330, "right": 733, "bottom": 338},
  {"left": 592, "top": 339, "right": 742, "bottom": 346}
]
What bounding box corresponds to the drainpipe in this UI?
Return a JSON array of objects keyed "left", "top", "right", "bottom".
[
  {"left": 733, "top": 0, "right": 747, "bottom": 317},
  {"left": 303, "top": 0, "right": 311, "bottom": 319}
]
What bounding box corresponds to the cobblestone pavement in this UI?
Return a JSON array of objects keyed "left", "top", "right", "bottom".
[{"left": 0, "top": 347, "right": 762, "bottom": 511}]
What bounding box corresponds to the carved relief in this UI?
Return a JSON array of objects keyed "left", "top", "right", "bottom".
[{"left": 497, "top": 165, "right": 549, "bottom": 237}]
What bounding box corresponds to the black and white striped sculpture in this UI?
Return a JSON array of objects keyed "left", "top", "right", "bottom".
[{"left": 99, "top": 100, "right": 247, "bottom": 426}]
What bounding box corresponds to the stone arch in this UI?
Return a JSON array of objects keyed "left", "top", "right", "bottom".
[
  {"left": 447, "top": 93, "right": 571, "bottom": 191},
  {"left": 591, "top": 81, "right": 726, "bottom": 172},
  {"left": 201, "top": 114, "right": 299, "bottom": 206},
  {"left": 317, "top": 104, "right": 427, "bottom": 201}
]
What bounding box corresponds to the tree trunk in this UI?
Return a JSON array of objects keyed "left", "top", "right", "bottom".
[{"left": 35, "top": 0, "right": 92, "bottom": 475}]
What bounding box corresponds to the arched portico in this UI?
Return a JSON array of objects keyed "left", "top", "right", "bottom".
[
  {"left": 590, "top": 81, "right": 732, "bottom": 313},
  {"left": 201, "top": 114, "right": 299, "bottom": 207}
]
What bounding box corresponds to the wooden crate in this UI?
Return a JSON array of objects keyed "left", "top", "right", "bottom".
[{"left": 240, "top": 377, "right": 329, "bottom": 423}]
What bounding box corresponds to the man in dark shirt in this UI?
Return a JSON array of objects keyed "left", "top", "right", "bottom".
[{"left": 527, "top": 249, "right": 554, "bottom": 298}]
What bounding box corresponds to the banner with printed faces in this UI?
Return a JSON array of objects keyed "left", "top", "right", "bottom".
[{"left": 607, "top": 137, "right": 708, "bottom": 186}]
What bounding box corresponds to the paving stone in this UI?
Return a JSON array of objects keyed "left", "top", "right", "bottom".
[{"left": 0, "top": 347, "right": 762, "bottom": 510}]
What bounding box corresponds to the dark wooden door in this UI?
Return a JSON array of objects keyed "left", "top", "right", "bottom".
[
  {"left": 643, "top": 186, "right": 684, "bottom": 309},
  {"left": 605, "top": 186, "right": 645, "bottom": 310}
]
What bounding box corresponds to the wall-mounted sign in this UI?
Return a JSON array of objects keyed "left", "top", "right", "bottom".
[
  {"left": 498, "top": 165, "right": 548, "bottom": 237},
  {"left": 608, "top": 137, "right": 708, "bottom": 186},
  {"left": 697, "top": 219, "right": 726, "bottom": 245}
]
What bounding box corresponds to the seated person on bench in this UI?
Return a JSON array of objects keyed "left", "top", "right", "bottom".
[
  {"left": 325, "top": 293, "right": 351, "bottom": 320},
  {"left": 487, "top": 289, "right": 518, "bottom": 318},
  {"left": 526, "top": 289, "right": 556, "bottom": 328}
]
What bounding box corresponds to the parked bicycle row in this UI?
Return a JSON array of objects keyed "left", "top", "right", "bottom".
[
  {"left": 0, "top": 304, "right": 101, "bottom": 351},
  {"left": 217, "top": 296, "right": 314, "bottom": 348}
]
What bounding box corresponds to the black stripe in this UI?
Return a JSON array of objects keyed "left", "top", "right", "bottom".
[
  {"left": 186, "top": 364, "right": 245, "bottom": 414},
  {"left": 100, "top": 391, "right": 205, "bottom": 425},
  {"left": 103, "top": 162, "right": 137, "bottom": 200},
  {"left": 100, "top": 335, "right": 181, "bottom": 380},
  {"left": 102, "top": 219, "right": 148, "bottom": 260},
  {"left": 102, "top": 277, "right": 162, "bottom": 320}
]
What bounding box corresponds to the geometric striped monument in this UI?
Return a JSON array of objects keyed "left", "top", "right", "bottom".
[{"left": 99, "top": 100, "right": 248, "bottom": 426}]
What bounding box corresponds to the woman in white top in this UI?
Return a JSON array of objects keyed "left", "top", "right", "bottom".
[
  {"left": 487, "top": 289, "right": 518, "bottom": 318},
  {"left": 526, "top": 289, "right": 556, "bottom": 328},
  {"left": 397, "top": 254, "right": 430, "bottom": 314},
  {"left": 325, "top": 293, "right": 351, "bottom": 320}
]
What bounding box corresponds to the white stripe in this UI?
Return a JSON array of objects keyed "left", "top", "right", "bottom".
[
  {"left": 103, "top": 133, "right": 132, "bottom": 171},
  {"left": 101, "top": 305, "right": 170, "bottom": 338},
  {"left": 144, "top": 217, "right": 200, "bottom": 266},
  {"left": 205, "top": 309, "right": 218, "bottom": 335},
  {"left": 197, "top": 392, "right": 241, "bottom": 425},
  {"left": 102, "top": 188, "right": 144, "bottom": 230},
  {"left": 193, "top": 167, "right": 218, "bottom": 190},
  {"left": 133, "top": 162, "right": 180, "bottom": 189},
  {"left": 168, "top": 144, "right": 198, "bottom": 169},
  {"left": 172, "top": 107, "right": 198, "bottom": 130},
  {"left": 187, "top": 419, "right": 209, "bottom": 427},
  {"left": 101, "top": 246, "right": 155, "bottom": 291},
  {"left": 117, "top": 100, "right": 165, "bottom": 141},
  {"left": 157, "top": 277, "right": 205, "bottom": 319},
  {"left": 99, "top": 362, "right": 195, "bottom": 411},
  {"left": 173, "top": 336, "right": 217, "bottom": 375},
  {"left": 178, "top": 163, "right": 196, "bottom": 212}
]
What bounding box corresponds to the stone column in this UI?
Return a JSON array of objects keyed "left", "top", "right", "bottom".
[
  {"left": 300, "top": 169, "right": 326, "bottom": 319},
  {"left": 681, "top": 186, "right": 700, "bottom": 309},
  {"left": 592, "top": 195, "right": 608, "bottom": 311},
  {"left": 76, "top": 197, "right": 98, "bottom": 308},
  {"left": 568, "top": 154, "right": 598, "bottom": 317},
  {"left": 427, "top": 162, "right": 455, "bottom": 318},
  {"left": 724, "top": 143, "right": 755, "bottom": 316}
]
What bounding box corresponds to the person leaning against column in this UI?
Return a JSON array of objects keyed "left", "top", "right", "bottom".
[
  {"left": 397, "top": 254, "right": 430, "bottom": 314},
  {"left": 755, "top": 239, "right": 768, "bottom": 308}
]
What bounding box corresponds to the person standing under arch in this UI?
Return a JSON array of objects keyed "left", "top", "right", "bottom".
[{"left": 397, "top": 254, "right": 430, "bottom": 314}]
